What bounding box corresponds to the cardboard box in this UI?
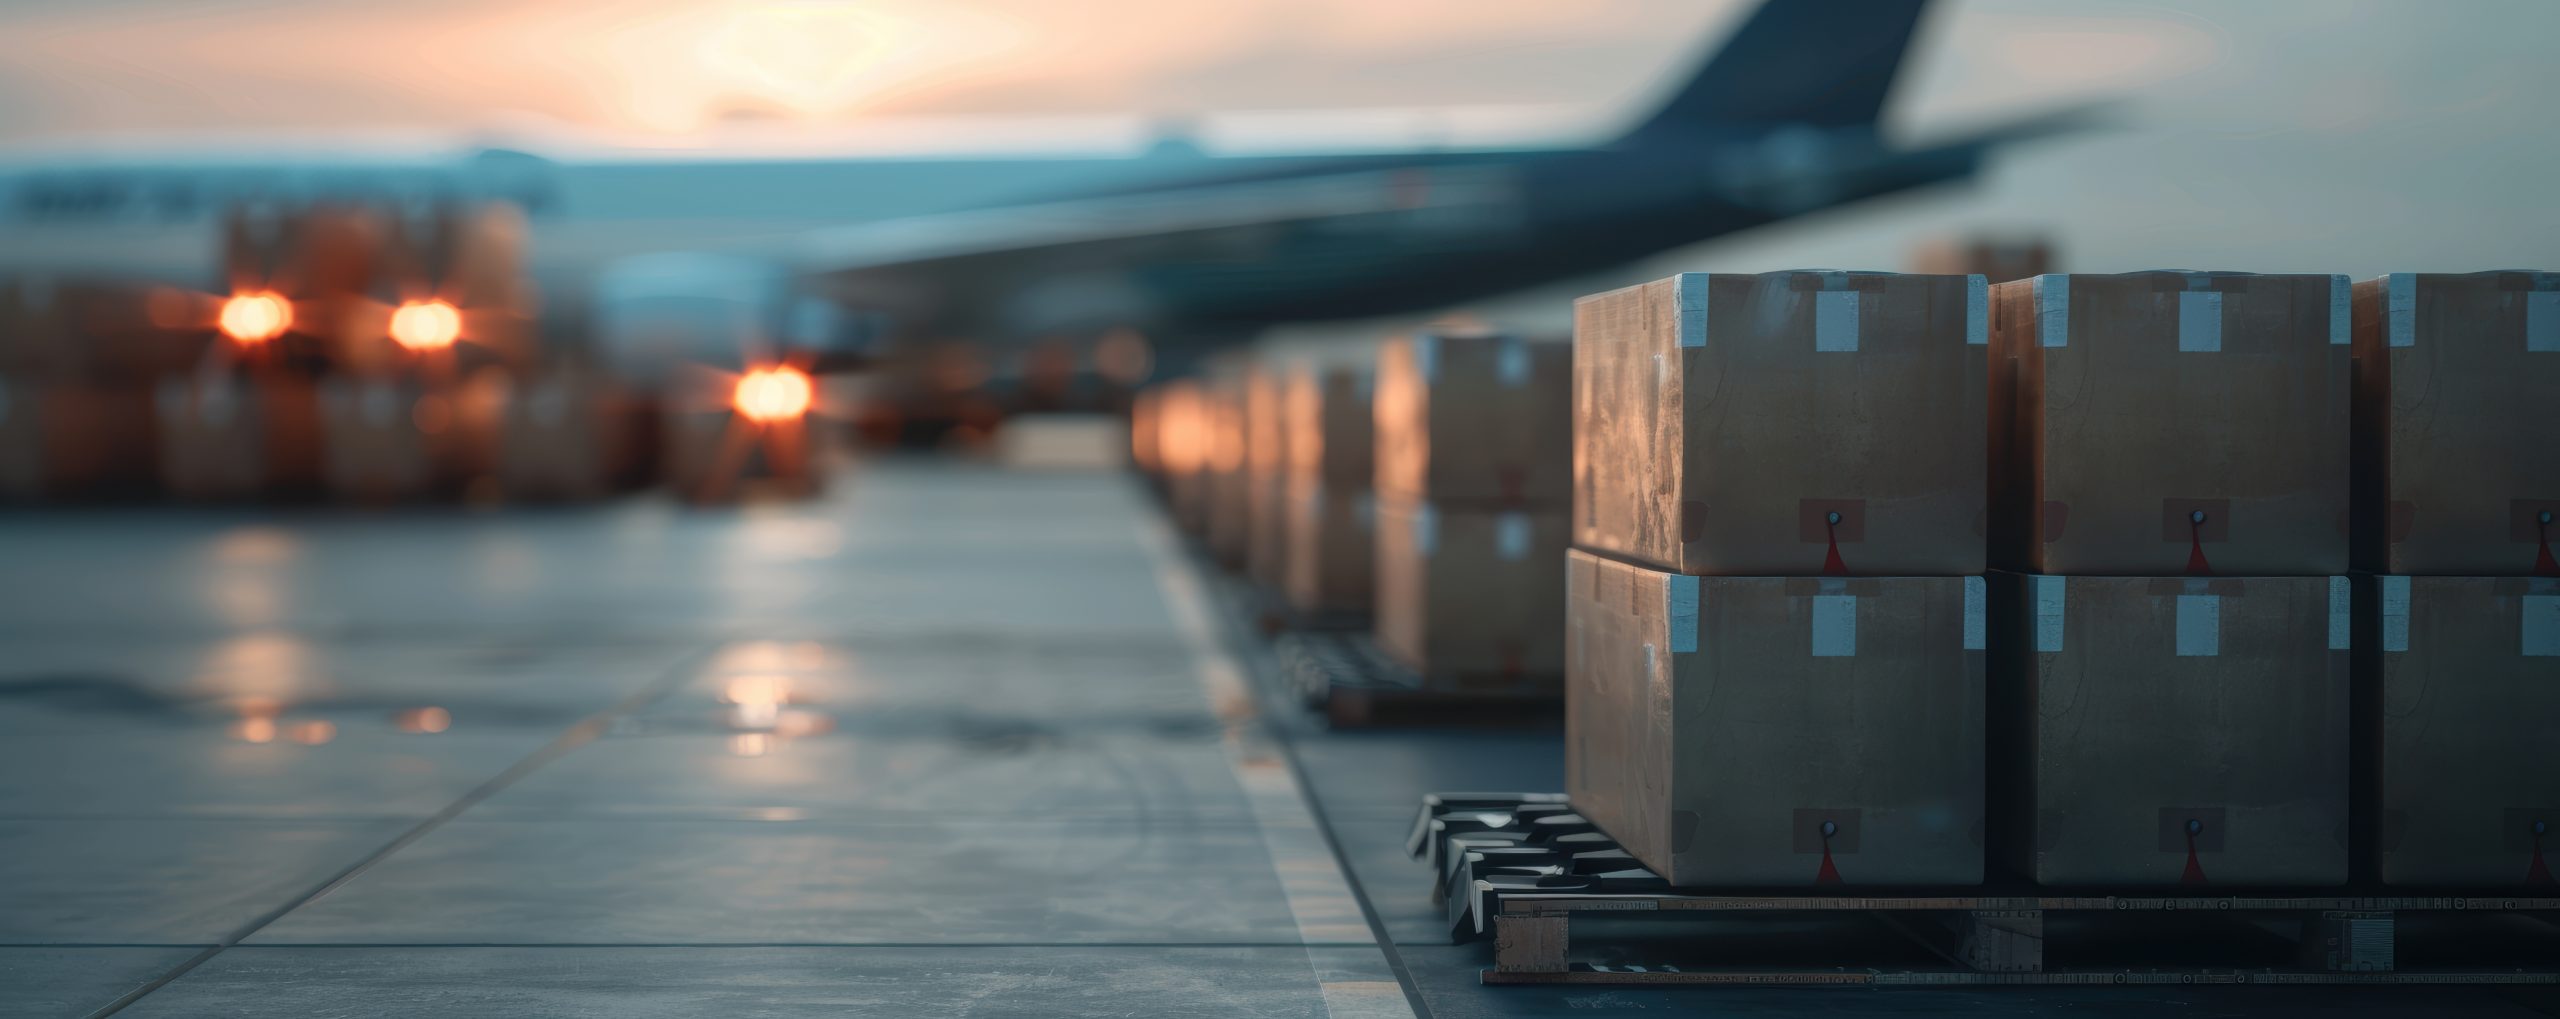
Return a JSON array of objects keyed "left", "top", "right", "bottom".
[
  {"left": 1573, "top": 272, "right": 1986, "bottom": 576},
  {"left": 1284, "top": 363, "right": 1372, "bottom": 492},
  {"left": 1911, "top": 237, "right": 2054, "bottom": 285},
  {"left": 1245, "top": 366, "right": 1291, "bottom": 587},
  {"left": 156, "top": 376, "right": 323, "bottom": 500},
  {"left": 1990, "top": 573, "right": 2350, "bottom": 887},
  {"left": 496, "top": 372, "right": 653, "bottom": 502},
  {"left": 1565, "top": 550, "right": 1986, "bottom": 887},
  {"left": 0, "top": 380, "right": 157, "bottom": 500},
  {"left": 1204, "top": 373, "right": 1250, "bottom": 569},
  {"left": 318, "top": 377, "right": 499, "bottom": 503},
  {"left": 1372, "top": 496, "right": 1565, "bottom": 683},
  {"left": 1374, "top": 331, "right": 1570, "bottom": 506},
  {"left": 2367, "top": 575, "right": 2558, "bottom": 887},
  {"left": 1990, "top": 272, "right": 2351, "bottom": 576},
  {"left": 1283, "top": 478, "right": 1372, "bottom": 616},
  {"left": 1, "top": 279, "right": 205, "bottom": 381},
  {"left": 2350, "top": 272, "right": 2560, "bottom": 575}
]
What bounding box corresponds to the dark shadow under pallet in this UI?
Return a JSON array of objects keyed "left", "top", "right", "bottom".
[
  {"left": 1413, "top": 793, "right": 2560, "bottom": 987},
  {"left": 1272, "top": 631, "right": 1559, "bottom": 728}
]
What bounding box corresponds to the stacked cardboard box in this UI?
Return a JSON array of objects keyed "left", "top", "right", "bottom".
[
  {"left": 1281, "top": 363, "right": 1375, "bottom": 617},
  {"left": 0, "top": 278, "right": 175, "bottom": 501},
  {"left": 1989, "top": 271, "right": 2353, "bottom": 888},
  {"left": 156, "top": 375, "right": 324, "bottom": 501},
  {"left": 495, "top": 366, "right": 654, "bottom": 502},
  {"left": 2351, "top": 271, "right": 2558, "bottom": 888},
  {"left": 1243, "top": 365, "right": 1291, "bottom": 588},
  {"left": 1370, "top": 330, "right": 1570, "bottom": 684},
  {"left": 1567, "top": 271, "right": 1988, "bottom": 887},
  {"left": 1203, "top": 368, "right": 1251, "bottom": 570}
]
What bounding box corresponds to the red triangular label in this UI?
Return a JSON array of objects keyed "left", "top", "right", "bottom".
[
  {"left": 2530, "top": 835, "right": 2554, "bottom": 886},
  {"left": 1821, "top": 522, "right": 1848, "bottom": 576},
  {"left": 1815, "top": 843, "right": 1842, "bottom": 885},
  {"left": 2180, "top": 834, "right": 2208, "bottom": 886},
  {"left": 2534, "top": 531, "right": 2558, "bottom": 577},
  {"left": 2186, "top": 524, "right": 2214, "bottom": 576}
]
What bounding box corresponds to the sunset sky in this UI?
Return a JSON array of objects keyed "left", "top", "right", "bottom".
[{"left": 2, "top": 0, "right": 2554, "bottom": 282}]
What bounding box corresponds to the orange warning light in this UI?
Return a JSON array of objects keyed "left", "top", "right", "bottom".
[
  {"left": 218, "top": 292, "right": 293, "bottom": 345},
  {"left": 389, "top": 300, "right": 462, "bottom": 351},
  {"left": 733, "top": 366, "right": 813, "bottom": 423}
]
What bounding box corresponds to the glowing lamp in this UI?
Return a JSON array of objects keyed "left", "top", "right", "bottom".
[
  {"left": 218, "top": 292, "right": 293, "bottom": 345},
  {"left": 734, "top": 367, "right": 813, "bottom": 423},
  {"left": 389, "top": 300, "right": 462, "bottom": 351}
]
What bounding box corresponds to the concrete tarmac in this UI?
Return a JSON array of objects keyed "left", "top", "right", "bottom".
[{"left": 0, "top": 460, "right": 2549, "bottom": 1017}]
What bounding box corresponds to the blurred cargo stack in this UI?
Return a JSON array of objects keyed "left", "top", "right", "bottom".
[
  {"left": 1988, "top": 271, "right": 2353, "bottom": 888},
  {"left": 1280, "top": 358, "right": 1375, "bottom": 625},
  {"left": 662, "top": 361, "right": 822, "bottom": 504},
  {"left": 1201, "top": 363, "right": 1251, "bottom": 570},
  {"left": 1369, "top": 329, "right": 1571, "bottom": 695},
  {"left": 317, "top": 203, "right": 533, "bottom": 504},
  {"left": 2350, "top": 271, "right": 2558, "bottom": 889},
  {"left": 0, "top": 277, "right": 183, "bottom": 501},
  {"left": 492, "top": 363, "right": 657, "bottom": 502},
  {"left": 1150, "top": 379, "right": 1214, "bottom": 536},
  {"left": 1242, "top": 364, "right": 1290, "bottom": 590},
  {"left": 1566, "top": 271, "right": 1988, "bottom": 887}
]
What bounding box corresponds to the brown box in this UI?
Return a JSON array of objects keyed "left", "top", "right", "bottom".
[
  {"left": 0, "top": 380, "right": 157, "bottom": 500},
  {"left": 1244, "top": 366, "right": 1291, "bottom": 588},
  {"left": 1, "top": 279, "right": 206, "bottom": 381},
  {"left": 2350, "top": 272, "right": 2560, "bottom": 575},
  {"left": 1372, "top": 496, "right": 1565, "bottom": 683},
  {"left": 1990, "top": 272, "right": 2352, "bottom": 576},
  {"left": 1285, "top": 363, "right": 1373, "bottom": 492},
  {"left": 2368, "top": 575, "right": 2558, "bottom": 887},
  {"left": 156, "top": 376, "right": 323, "bottom": 500},
  {"left": 1990, "top": 573, "right": 2350, "bottom": 887},
  {"left": 318, "top": 377, "right": 498, "bottom": 503},
  {"left": 497, "top": 371, "right": 653, "bottom": 502},
  {"left": 1911, "top": 237, "right": 2054, "bottom": 285},
  {"left": 1204, "top": 372, "right": 1250, "bottom": 569},
  {"left": 1283, "top": 478, "right": 1372, "bottom": 616},
  {"left": 1573, "top": 271, "right": 1986, "bottom": 576},
  {"left": 1374, "top": 331, "right": 1570, "bottom": 506},
  {"left": 1566, "top": 550, "right": 1985, "bottom": 887}
]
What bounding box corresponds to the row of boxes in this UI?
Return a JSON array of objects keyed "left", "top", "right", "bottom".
[
  {"left": 1569, "top": 269, "right": 2555, "bottom": 578},
  {"left": 0, "top": 368, "right": 805, "bottom": 504},
  {"left": 1569, "top": 558, "right": 2553, "bottom": 888},
  {"left": 1562, "top": 268, "right": 2552, "bottom": 891}
]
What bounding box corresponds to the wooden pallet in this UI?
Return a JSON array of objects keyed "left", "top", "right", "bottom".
[
  {"left": 1415, "top": 793, "right": 2560, "bottom": 987},
  {"left": 1272, "top": 633, "right": 1559, "bottom": 728}
]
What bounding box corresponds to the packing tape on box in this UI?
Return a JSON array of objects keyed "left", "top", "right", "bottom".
[
  {"left": 2329, "top": 275, "right": 2352, "bottom": 346},
  {"left": 1495, "top": 511, "right": 1531, "bottom": 560},
  {"left": 1667, "top": 574, "right": 1700, "bottom": 653},
  {"left": 2035, "top": 575, "right": 2067, "bottom": 652},
  {"left": 2387, "top": 274, "right": 2417, "bottom": 348},
  {"left": 2036, "top": 275, "right": 2069, "bottom": 348},
  {"left": 1676, "top": 273, "right": 1709, "bottom": 349},
  {"left": 1964, "top": 576, "right": 1986, "bottom": 650},
  {"left": 2381, "top": 575, "right": 2411, "bottom": 652},
  {"left": 1811, "top": 593, "right": 1857, "bottom": 657},
  {"left": 2175, "top": 594, "right": 2220, "bottom": 657},
  {"left": 1967, "top": 276, "right": 1988, "bottom": 346},
  {"left": 2530, "top": 292, "right": 2559, "bottom": 354},
  {"left": 1815, "top": 290, "right": 1859, "bottom": 352},
  {"left": 2329, "top": 576, "right": 2351, "bottom": 651},
  {"left": 2525, "top": 594, "right": 2559, "bottom": 657},
  {"left": 2178, "top": 290, "right": 2223, "bottom": 353}
]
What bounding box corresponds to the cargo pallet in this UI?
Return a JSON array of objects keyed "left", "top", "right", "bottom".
[
  {"left": 1271, "top": 632, "right": 1557, "bottom": 728},
  {"left": 1412, "top": 793, "right": 2560, "bottom": 987}
]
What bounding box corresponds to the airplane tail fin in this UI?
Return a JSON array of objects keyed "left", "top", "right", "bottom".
[{"left": 1623, "top": 0, "right": 1935, "bottom": 141}]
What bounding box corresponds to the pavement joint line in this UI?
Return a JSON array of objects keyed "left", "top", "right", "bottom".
[
  {"left": 81, "top": 641, "right": 720, "bottom": 1019},
  {"left": 1131, "top": 487, "right": 1425, "bottom": 1019}
]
